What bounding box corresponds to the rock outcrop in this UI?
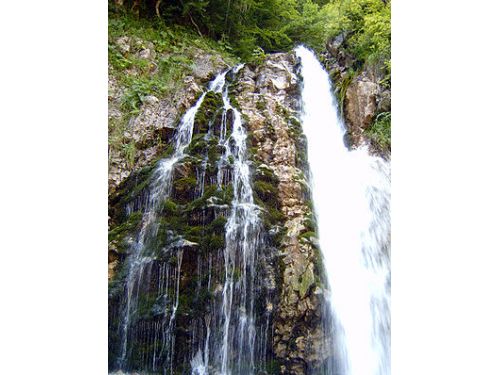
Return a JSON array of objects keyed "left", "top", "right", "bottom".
[
  {"left": 108, "top": 35, "right": 230, "bottom": 195},
  {"left": 235, "top": 54, "right": 332, "bottom": 373},
  {"left": 323, "top": 33, "right": 391, "bottom": 149},
  {"left": 109, "top": 50, "right": 332, "bottom": 374}
]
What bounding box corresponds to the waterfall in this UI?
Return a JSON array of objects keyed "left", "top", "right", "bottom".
[
  {"left": 189, "top": 64, "right": 265, "bottom": 375},
  {"left": 111, "top": 65, "right": 268, "bottom": 375},
  {"left": 114, "top": 71, "right": 227, "bottom": 372},
  {"left": 295, "top": 46, "right": 391, "bottom": 375},
  {"left": 217, "top": 65, "right": 262, "bottom": 375}
]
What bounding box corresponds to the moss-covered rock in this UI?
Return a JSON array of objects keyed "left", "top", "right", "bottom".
[{"left": 193, "top": 91, "right": 224, "bottom": 135}]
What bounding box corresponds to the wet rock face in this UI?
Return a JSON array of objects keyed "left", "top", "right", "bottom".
[
  {"left": 108, "top": 83, "right": 238, "bottom": 372},
  {"left": 108, "top": 36, "right": 229, "bottom": 196},
  {"left": 108, "top": 79, "right": 201, "bottom": 194},
  {"left": 235, "top": 53, "right": 332, "bottom": 374},
  {"left": 109, "top": 51, "right": 331, "bottom": 374}
]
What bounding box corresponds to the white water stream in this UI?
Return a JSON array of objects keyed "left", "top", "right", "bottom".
[
  {"left": 190, "top": 64, "right": 263, "bottom": 375},
  {"left": 116, "top": 71, "right": 228, "bottom": 372},
  {"left": 295, "top": 46, "right": 391, "bottom": 375}
]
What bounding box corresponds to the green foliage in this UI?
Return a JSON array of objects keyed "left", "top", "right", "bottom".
[
  {"left": 365, "top": 111, "right": 391, "bottom": 151},
  {"left": 110, "top": 0, "right": 390, "bottom": 69},
  {"left": 324, "top": 0, "right": 391, "bottom": 81},
  {"left": 249, "top": 46, "right": 267, "bottom": 66},
  {"left": 122, "top": 141, "right": 137, "bottom": 167},
  {"left": 283, "top": 0, "right": 330, "bottom": 51}
]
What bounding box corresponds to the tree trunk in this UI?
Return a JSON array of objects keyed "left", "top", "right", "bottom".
[{"left": 155, "top": 0, "right": 162, "bottom": 17}]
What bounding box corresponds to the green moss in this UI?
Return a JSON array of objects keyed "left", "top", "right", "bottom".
[
  {"left": 160, "top": 143, "right": 175, "bottom": 159},
  {"left": 287, "top": 115, "right": 302, "bottom": 138},
  {"left": 184, "top": 195, "right": 205, "bottom": 213},
  {"left": 228, "top": 92, "right": 241, "bottom": 110},
  {"left": 247, "top": 147, "right": 258, "bottom": 159},
  {"left": 233, "top": 268, "right": 242, "bottom": 281},
  {"left": 162, "top": 198, "right": 179, "bottom": 216},
  {"left": 215, "top": 184, "right": 234, "bottom": 205},
  {"left": 265, "top": 359, "right": 281, "bottom": 375},
  {"left": 254, "top": 180, "right": 279, "bottom": 209},
  {"left": 298, "top": 266, "right": 315, "bottom": 298},
  {"left": 303, "top": 215, "right": 318, "bottom": 234},
  {"left": 312, "top": 249, "right": 326, "bottom": 288},
  {"left": 118, "top": 164, "right": 156, "bottom": 205},
  {"left": 269, "top": 224, "right": 287, "bottom": 249},
  {"left": 135, "top": 293, "right": 158, "bottom": 320},
  {"left": 268, "top": 206, "right": 285, "bottom": 226},
  {"left": 185, "top": 226, "right": 203, "bottom": 243},
  {"left": 207, "top": 138, "right": 221, "bottom": 165},
  {"left": 186, "top": 133, "right": 208, "bottom": 155},
  {"left": 108, "top": 261, "right": 129, "bottom": 298},
  {"left": 255, "top": 164, "right": 279, "bottom": 185},
  {"left": 254, "top": 195, "right": 285, "bottom": 231},
  {"left": 108, "top": 211, "right": 143, "bottom": 244},
  {"left": 256, "top": 96, "right": 267, "bottom": 112},
  {"left": 194, "top": 91, "right": 224, "bottom": 134},
  {"left": 157, "top": 215, "right": 187, "bottom": 237},
  {"left": 207, "top": 233, "right": 225, "bottom": 252},
  {"left": 177, "top": 274, "right": 214, "bottom": 317},
  {"left": 337, "top": 68, "right": 357, "bottom": 113},
  {"left": 210, "top": 215, "right": 227, "bottom": 235},
  {"left": 202, "top": 184, "right": 218, "bottom": 198},
  {"left": 173, "top": 176, "right": 197, "bottom": 193}
]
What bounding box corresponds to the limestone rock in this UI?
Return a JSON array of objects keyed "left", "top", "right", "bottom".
[
  {"left": 378, "top": 88, "right": 391, "bottom": 113},
  {"left": 108, "top": 48, "right": 228, "bottom": 195},
  {"left": 345, "top": 73, "right": 379, "bottom": 130},
  {"left": 236, "top": 52, "right": 332, "bottom": 374},
  {"left": 116, "top": 36, "right": 130, "bottom": 54},
  {"left": 323, "top": 34, "right": 391, "bottom": 153}
]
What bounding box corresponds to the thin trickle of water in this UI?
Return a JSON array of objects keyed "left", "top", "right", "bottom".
[
  {"left": 115, "top": 71, "right": 228, "bottom": 373},
  {"left": 295, "top": 46, "right": 391, "bottom": 375},
  {"left": 113, "top": 63, "right": 270, "bottom": 375},
  {"left": 187, "top": 64, "right": 265, "bottom": 375},
  {"left": 218, "top": 65, "right": 262, "bottom": 375}
]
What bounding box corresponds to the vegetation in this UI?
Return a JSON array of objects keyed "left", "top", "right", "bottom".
[
  {"left": 110, "top": 1, "right": 390, "bottom": 65},
  {"left": 109, "top": 0, "right": 391, "bottom": 152},
  {"left": 323, "top": 0, "right": 391, "bottom": 71},
  {"left": 365, "top": 111, "right": 391, "bottom": 152},
  {"left": 108, "top": 12, "right": 238, "bottom": 169}
]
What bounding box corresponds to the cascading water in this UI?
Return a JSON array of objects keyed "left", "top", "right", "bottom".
[
  {"left": 114, "top": 71, "right": 226, "bottom": 373},
  {"left": 190, "top": 64, "right": 265, "bottom": 375},
  {"left": 295, "top": 46, "right": 391, "bottom": 375},
  {"left": 111, "top": 65, "right": 270, "bottom": 375},
  {"left": 218, "top": 65, "right": 261, "bottom": 375}
]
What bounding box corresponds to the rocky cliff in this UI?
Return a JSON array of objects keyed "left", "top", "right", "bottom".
[
  {"left": 234, "top": 55, "right": 333, "bottom": 373},
  {"left": 108, "top": 39, "right": 231, "bottom": 194},
  {"left": 109, "top": 48, "right": 336, "bottom": 373},
  {"left": 322, "top": 33, "right": 391, "bottom": 154},
  {"left": 108, "top": 26, "right": 394, "bottom": 372}
]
